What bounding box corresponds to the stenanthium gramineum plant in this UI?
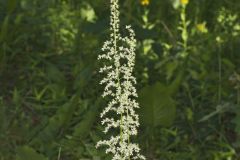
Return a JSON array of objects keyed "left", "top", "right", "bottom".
[{"left": 96, "top": 0, "right": 145, "bottom": 159}]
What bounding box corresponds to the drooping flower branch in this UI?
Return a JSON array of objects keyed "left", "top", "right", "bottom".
[{"left": 96, "top": 0, "right": 145, "bottom": 159}]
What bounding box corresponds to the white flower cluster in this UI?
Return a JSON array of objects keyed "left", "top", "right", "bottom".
[{"left": 96, "top": 0, "right": 145, "bottom": 160}]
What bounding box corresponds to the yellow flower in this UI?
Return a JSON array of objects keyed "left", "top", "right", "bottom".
[
  {"left": 141, "top": 0, "right": 150, "bottom": 6},
  {"left": 180, "top": 0, "right": 189, "bottom": 5},
  {"left": 196, "top": 22, "right": 208, "bottom": 33}
]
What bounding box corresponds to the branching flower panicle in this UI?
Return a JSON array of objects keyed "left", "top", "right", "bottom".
[{"left": 97, "top": 0, "right": 145, "bottom": 159}]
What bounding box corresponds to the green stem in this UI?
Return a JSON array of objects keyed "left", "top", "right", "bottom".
[
  {"left": 218, "top": 46, "right": 222, "bottom": 103},
  {"left": 237, "top": 89, "right": 240, "bottom": 106},
  {"left": 120, "top": 112, "right": 123, "bottom": 145},
  {"left": 186, "top": 84, "right": 195, "bottom": 109},
  {"left": 127, "top": 108, "right": 130, "bottom": 160},
  {"left": 57, "top": 147, "right": 62, "bottom": 160},
  {"left": 112, "top": 2, "right": 124, "bottom": 158}
]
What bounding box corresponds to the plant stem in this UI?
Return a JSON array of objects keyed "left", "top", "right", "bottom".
[
  {"left": 237, "top": 89, "right": 240, "bottom": 106},
  {"left": 112, "top": 1, "right": 124, "bottom": 158},
  {"left": 127, "top": 108, "right": 130, "bottom": 160},
  {"left": 218, "top": 46, "right": 222, "bottom": 103}
]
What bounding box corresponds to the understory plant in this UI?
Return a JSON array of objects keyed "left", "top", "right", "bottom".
[{"left": 96, "top": 0, "right": 145, "bottom": 159}]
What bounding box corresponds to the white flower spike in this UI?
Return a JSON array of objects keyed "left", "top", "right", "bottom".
[{"left": 97, "top": 0, "right": 145, "bottom": 159}]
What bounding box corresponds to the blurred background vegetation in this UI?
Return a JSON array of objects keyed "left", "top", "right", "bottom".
[{"left": 0, "top": 0, "right": 240, "bottom": 159}]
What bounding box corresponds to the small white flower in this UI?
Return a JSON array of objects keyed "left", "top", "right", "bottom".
[{"left": 97, "top": 0, "right": 145, "bottom": 159}]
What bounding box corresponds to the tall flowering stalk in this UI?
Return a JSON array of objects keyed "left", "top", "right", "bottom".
[{"left": 96, "top": 0, "right": 145, "bottom": 159}]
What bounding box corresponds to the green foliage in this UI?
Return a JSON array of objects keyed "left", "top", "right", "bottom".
[
  {"left": 0, "top": 0, "right": 240, "bottom": 159},
  {"left": 16, "top": 146, "right": 48, "bottom": 160},
  {"left": 139, "top": 82, "right": 176, "bottom": 128}
]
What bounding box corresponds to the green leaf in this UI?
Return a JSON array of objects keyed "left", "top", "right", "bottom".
[
  {"left": 7, "top": 0, "right": 17, "bottom": 13},
  {"left": 80, "top": 3, "right": 97, "bottom": 22},
  {"left": 231, "top": 107, "right": 240, "bottom": 134},
  {"left": 0, "top": 97, "right": 6, "bottom": 133},
  {"left": 12, "top": 88, "right": 21, "bottom": 105},
  {"left": 46, "top": 63, "right": 65, "bottom": 85},
  {"left": 72, "top": 99, "right": 100, "bottom": 139},
  {"left": 222, "top": 58, "right": 235, "bottom": 69},
  {"left": 181, "top": 30, "right": 188, "bottom": 42},
  {"left": 0, "top": 16, "right": 9, "bottom": 43},
  {"left": 30, "top": 96, "right": 78, "bottom": 145},
  {"left": 166, "top": 61, "right": 179, "bottom": 80},
  {"left": 139, "top": 82, "right": 176, "bottom": 128},
  {"left": 16, "top": 146, "right": 48, "bottom": 160},
  {"left": 171, "top": 0, "right": 180, "bottom": 9},
  {"left": 65, "top": 98, "right": 102, "bottom": 147}
]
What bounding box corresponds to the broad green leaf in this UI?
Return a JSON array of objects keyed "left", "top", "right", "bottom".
[
  {"left": 16, "top": 146, "right": 48, "bottom": 160},
  {"left": 139, "top": 82, "right": 176, "bottom": 128}
]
